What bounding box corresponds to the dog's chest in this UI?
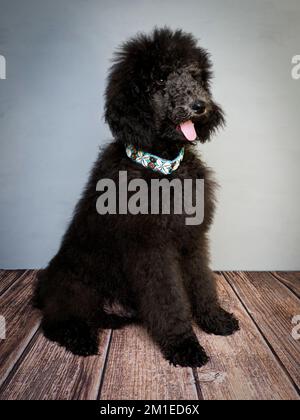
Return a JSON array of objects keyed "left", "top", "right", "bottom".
[{"left": 140, "top": 159, "right": 216, "bottom": 235}]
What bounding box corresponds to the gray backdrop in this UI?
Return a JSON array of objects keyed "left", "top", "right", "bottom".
[{"left": 0, "top": 0, "right": 299, "bottom": 270}]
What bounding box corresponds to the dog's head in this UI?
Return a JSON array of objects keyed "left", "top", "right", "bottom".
[{"left": 105, "top": 28, "right": 225, "bottom": 149}]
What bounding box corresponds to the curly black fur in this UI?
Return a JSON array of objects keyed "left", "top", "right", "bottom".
[{"left": 33, "top": 28, "right": 239, "bottom": 367}]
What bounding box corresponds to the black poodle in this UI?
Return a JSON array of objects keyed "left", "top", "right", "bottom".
[{"left": 34, "top": 28, "right": 239, "bottom": 368}]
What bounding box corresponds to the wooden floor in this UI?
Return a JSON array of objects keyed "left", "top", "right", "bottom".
[{"left": 0, "top": 270, "right": 299, "bottom": 400}]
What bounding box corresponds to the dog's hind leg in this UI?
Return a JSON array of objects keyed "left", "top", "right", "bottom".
[
  {"left": 125, "top": 246, "right": 209, "bottom": 368},
  {"left": 41, "top": 305, "right": 137, "bottom": 356},
  {"left": 36, "top": 268, "right": 103, "bottom": 356},
  {"left": 42, "top": 317, "right": 100, "bottom": 357}
]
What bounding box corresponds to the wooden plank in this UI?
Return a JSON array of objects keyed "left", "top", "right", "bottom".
[
  {"left": 1, "top": 270, "right": 299, "bottom": 400},
  {"left": 0, "top": 271, "right": 40, "bottom": 387},
  {"left": 194, "top": 273, "right": 299, "bottom": 400},
  {"left": 0, "top": 270, "right": 26, "bottom": 296},
  {"left": 272, "top": 272, "right": 300, "bottom": 298},
  {"left": 0, "top": 329, "right": 111, "bottom": 400},
  {"left": 224, "top": 272, "right": 300, "bottom": 393},
  {"left": 100, "top": 325, "right": 198, "bottom": 400}
]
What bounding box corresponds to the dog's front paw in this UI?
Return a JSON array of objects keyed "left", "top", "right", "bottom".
[
  {"left": 165, "top": 337, "right": 209, "bottom": 368},
  {"left": 197, "top": 307, "right": 240, "bottom": 336}
]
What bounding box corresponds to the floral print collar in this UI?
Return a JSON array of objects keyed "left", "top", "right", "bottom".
[{"left": 126, "top": 145, "right": 185, "bottom": 175}]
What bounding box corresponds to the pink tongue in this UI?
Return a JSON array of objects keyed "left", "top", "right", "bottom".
[{"left": 179, "top": 120, "right": 197, "bottom": 141}]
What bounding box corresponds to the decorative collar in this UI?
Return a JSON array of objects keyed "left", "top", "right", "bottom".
[{"left": 126, "top": 145, "right": 185, "bottom": 175}]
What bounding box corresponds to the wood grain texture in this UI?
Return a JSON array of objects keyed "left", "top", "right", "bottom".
[
  {"left": 272, "top": 272, "right": 300, "bottom": 298},
  {"left": 99, "top": 325, "right": 198, "bottom": 400},
  {"left": 0, "top": 271, "right": 40, "bottom": 388},
  {"left": 0, "top": 329, "right": 112, "bottom": 400},
  {"left": 194, "top": 273, "right": 299, "bottom": 400},
  {"left": 0, "top": 270, "right": 26, "bottom": 296},
  {"left": 224, "top": 272, "right": 300, "bottom": 392},
  {"left": 0, "top": 270, "right": 299, "bottom": 400}
]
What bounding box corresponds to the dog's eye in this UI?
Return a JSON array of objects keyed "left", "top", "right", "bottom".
[{"left": 156, "top": 78, "right": 165, "bottom": 86}]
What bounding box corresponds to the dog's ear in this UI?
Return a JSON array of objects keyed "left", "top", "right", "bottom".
[
  {"left": 195, "top": 103, "right": 225, "bottom": 143},
  {"left": 105, "top": 74, "right": 156, "bottom": 149}
]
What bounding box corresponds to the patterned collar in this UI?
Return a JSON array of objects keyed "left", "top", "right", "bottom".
[{"left": 126, "top": 145, "right": 185, "bottom": 175}]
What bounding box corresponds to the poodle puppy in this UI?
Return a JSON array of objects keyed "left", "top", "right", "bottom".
[{"left": 34, "top": 28, "right": 239, "bottom": 367}]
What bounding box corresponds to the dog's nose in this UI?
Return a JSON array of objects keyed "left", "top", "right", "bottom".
[{"left": 191, "top": 100, "right": 206, "bottom": 114}]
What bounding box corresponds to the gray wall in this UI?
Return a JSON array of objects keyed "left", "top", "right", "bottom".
[{"left": 0, "top": 0, "right": 299, "bottom": 270}]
